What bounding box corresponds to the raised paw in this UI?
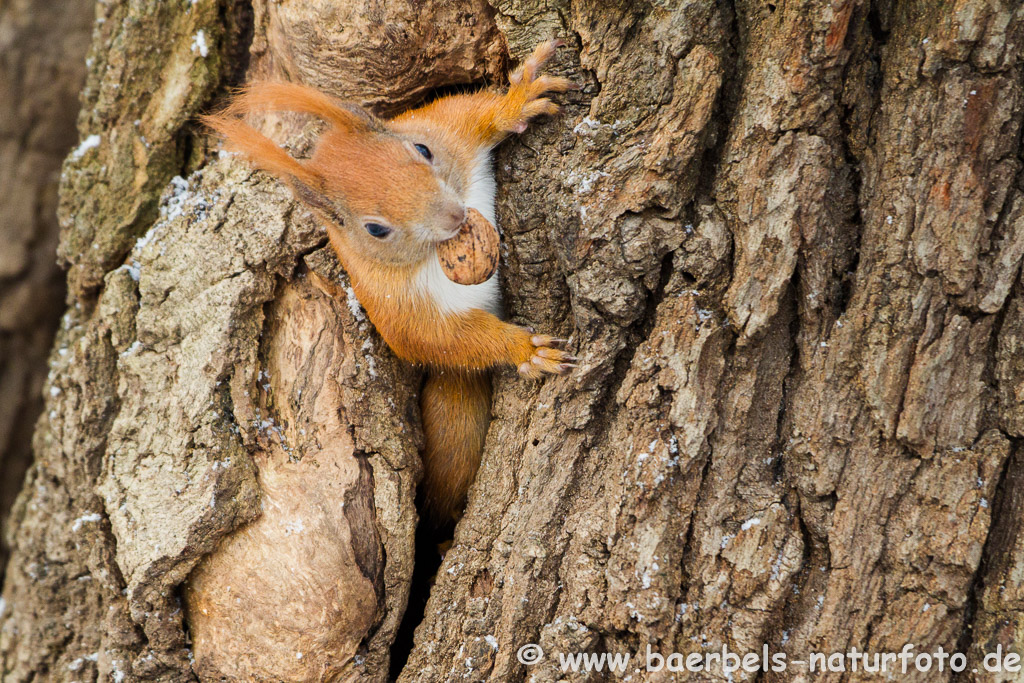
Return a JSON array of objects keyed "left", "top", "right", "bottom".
[
  {"left": 518, "top": 333, "right": 577, "bottom": 379},
  {"left": 503, "top": 39, "right": 578, "bottom": 134}
]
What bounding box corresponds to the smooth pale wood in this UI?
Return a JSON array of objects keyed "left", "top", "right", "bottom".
[
  {"left": 436, "top": 207, "right": 500, "bottom": 285},
  {"left": 185, "top": 277, "right": 384, "bottom": 682}
]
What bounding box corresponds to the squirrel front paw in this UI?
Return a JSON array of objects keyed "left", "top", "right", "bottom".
[
  {"left": 517, "top": 332, "right": 577, "bottom": 379},
  {"left": 502, "top": 39, "right": 578, "bottom": 134}
]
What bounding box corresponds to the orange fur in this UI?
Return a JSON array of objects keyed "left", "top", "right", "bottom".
[
  {"left": 220, "top": 82, "right": 379, "bottom": 132},
  {"left": 207, "top": 82, "right": 464, "bottom": 267},
  {"left": 206, "top": 40, "right": 575, "bottom": 523},
  {"left": 390, "top": 39, "right": 574, "bottom": 152},
  {"left": 308, "top": 128, "right": 446, "bottom": 241},
  {"left": 331, "top": 239, "right": 569, "bottom": 375},
  {"left": 200, "top": 113, "right": 323, "bottom": 189},
  {"left": 420, "top": 370, "right": 491, "bottom": 524}
]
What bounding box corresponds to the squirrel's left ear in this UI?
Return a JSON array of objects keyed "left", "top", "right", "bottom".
[
  {"left": 201, "top": 113, "right": 348, "bottom": 226},
  {"left": 202, "top": 113, "right": 324, "bottom": 188},
  {"left": 289, "top": 176, "right": 347, "bottom": 227},
  {"left": 334, "top": 101, "right": 386, "bottom": 134}
]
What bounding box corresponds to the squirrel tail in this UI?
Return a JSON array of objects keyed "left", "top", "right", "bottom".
[{"left": 420, "top": 369, "right": 491, "bottom": 526}]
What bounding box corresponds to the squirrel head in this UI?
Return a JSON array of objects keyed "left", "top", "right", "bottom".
[{"left": 202, "top": 82, "right": 468, "bottom": 268}]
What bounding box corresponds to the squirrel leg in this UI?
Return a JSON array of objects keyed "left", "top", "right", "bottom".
[
  {"left": 498, "top": 39, "right": 578, "bottom": 135},
  {"left": 387, "top": 39, "right": 575, "bottom": 150},
  {"left": 420, "top": 369, "right": 492, "bottom": 525},
  {"left": 368, "top": 305, "right": 576, "bottom": 375}
]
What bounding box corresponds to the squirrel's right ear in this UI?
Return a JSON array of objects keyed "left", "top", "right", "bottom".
[{"left": 218, "top": 82, "right": 384, "bottom": 133}]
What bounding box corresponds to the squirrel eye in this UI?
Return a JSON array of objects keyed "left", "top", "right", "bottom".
[
  {"left": 413, "top": 143, "right": 433, "bottom": 162},
  {"left": 364, "top": 222, "right": 392, "bottom": 239}
]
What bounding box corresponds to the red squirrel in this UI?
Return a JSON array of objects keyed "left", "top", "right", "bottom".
[{"left": 203, "top": 40, "right": 577, "bottom": 523}]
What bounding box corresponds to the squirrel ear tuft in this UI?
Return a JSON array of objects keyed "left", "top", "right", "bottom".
[
  {"left": 201, "top": 113, "right": 323, "bottom": 188},
  {"left": 219, "top": 82, "right": 382, "bottom": 133}
]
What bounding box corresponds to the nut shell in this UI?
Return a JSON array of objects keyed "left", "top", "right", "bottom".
[{"left": 436, "top": 207, "right": 499, "bottom": 285}]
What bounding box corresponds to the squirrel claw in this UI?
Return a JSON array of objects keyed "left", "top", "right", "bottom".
[
  {"left": 530, "top": 335, "right": 569, "bottom": 347},
  {"left": 536, "top": 347, "right": 564, "bottom": 360},
  {"left": 503, "top": 40, "right": 573, "bottom": 135},
  {"left": 519, "top": 333, "right": 576, "bottom": 379},
  {"left": 535, "top": 348, "right": 575, "bottom": 363}
]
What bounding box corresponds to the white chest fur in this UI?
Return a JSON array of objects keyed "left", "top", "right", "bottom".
[{"left": 414, "top": 150, "right": 502, "bottom": 317}]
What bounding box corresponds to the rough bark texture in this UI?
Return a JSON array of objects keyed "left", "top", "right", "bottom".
[
  {"left": 0, "top": 0, "right": 93, "bottom": 579},
  {"left": 3, "top": 0, "right": 1024, "bottom": 682}
]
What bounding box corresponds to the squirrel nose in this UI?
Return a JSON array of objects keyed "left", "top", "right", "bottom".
[
  {"left": 445, "top": 205, "right": 466, "bottom": 232},
  {"left": 450, "top": 206, "right": 466, "bottom": 226}
]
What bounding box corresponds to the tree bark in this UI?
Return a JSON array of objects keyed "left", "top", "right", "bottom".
[
  {"left": 0, "top": 0, "right": 93, "bottom": 579},
  {"left": 3, "top": 0, "right": 1024, "bottom": 682}
]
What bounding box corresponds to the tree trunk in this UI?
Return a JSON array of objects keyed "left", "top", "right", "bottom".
[
  {"left": 0, "top": 0, "right": 93, "bottom": 579},
  {"left": 3, "top": 0, "right": 1024, "bottom": 682}
]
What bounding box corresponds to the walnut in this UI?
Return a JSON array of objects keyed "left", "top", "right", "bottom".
[{"left": 436, "top": 207, "right": 499, "bottom": 285}]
